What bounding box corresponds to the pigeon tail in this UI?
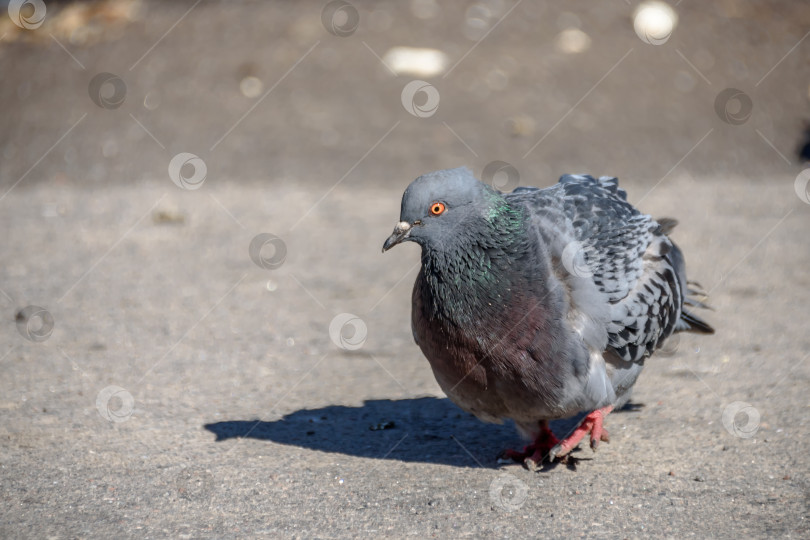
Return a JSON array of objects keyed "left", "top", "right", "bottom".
[{"left": 677, "top": 309, "right": 715, "bottom": 334}]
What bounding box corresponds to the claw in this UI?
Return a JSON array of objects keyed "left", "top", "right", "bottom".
[
  {"left": 500, "top": 408, "right": 615, "bottom": 467},
  {"left": 499, "top": 420, "right": 560, "bottom": 469},
  {"left": 553, "top": 405, "right": 614, "bottom": 459}
]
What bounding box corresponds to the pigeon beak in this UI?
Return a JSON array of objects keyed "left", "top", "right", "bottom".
[{"left": 382, "top": 221, "right": 412, "bottom": 252}]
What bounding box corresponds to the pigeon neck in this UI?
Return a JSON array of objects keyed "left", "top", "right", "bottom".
[{"left": 420, "top": 197, "right": 530, "bottom": 328}]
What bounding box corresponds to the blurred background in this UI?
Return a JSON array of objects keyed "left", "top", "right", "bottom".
[
  {"left": 1, "top": 1, "right": 809, "bottom": 537},
  {"left": 1, "top": 0, "right": 809, "bottom": 188}
]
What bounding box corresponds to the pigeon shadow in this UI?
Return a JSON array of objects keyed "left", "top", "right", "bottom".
[{"left": 204, "top": 397, "right": 641, "bottom": 469}]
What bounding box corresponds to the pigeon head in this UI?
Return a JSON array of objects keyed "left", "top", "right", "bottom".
[{"left": 382, "top": 167, "right": 495, "bottom": 252}]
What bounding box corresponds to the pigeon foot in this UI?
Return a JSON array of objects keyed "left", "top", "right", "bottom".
[
  {"left": 548, "top": 405, "right": 614, "bottom": 462},
  {"left": 499, "top": 421, "right": 560, "bottom": 471}
]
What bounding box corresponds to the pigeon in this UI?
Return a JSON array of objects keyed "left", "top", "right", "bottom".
[{"left": 382, "top": 167, "right": 714, "bottom": 469}]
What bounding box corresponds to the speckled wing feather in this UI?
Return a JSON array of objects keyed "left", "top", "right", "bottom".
[{"left": 507, "top": 174, "right": 686, "bottom": 363}]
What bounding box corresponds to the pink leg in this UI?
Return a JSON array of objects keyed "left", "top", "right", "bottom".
[
  {"left": 549, "top": 405, "right": 613, "bottom": 462},
  {"left": 500, "top": 420, "right": 560, "bottom": 470}
]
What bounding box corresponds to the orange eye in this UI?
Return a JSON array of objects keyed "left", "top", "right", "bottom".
[{"left": 429, "top": 202, "right": 446, "bottom": 215}]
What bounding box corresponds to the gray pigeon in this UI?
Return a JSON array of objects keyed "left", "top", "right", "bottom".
[{"left": 382, "top": 167, "right": 713, "bottom": 469}]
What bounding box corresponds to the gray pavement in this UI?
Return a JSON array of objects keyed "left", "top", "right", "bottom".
[{"left": 2, "top": 1, "right": 809, "bottom": 537}]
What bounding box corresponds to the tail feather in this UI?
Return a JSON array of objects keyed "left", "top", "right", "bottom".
[
  {"left": 678, "top": 281, "right": 715, "bottom": 334},
  {"left": 663, "top": 227, "right": 715, "bottom": 335},
  {"left": 684, "top": 296, "right": 713, "bottom": 311},
  {"left": 655, "top": 217, "right": 679, "bottom": 235},
  {"left": 686, "top": 280, "right": 713, "bottom": 309},
  {"left": 677, "top": 308, "right": 715, "bottom": 335}
]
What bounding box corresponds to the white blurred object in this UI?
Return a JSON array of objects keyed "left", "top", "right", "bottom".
[
  {"left": 382, "top": 47, "right": 449, "bottom": 77},
  {"left": 633, "top": 1, "right": 678, "bottom": 45},
  {"left": 555, "top": 28, "right": 591, "bottom": 54},
  {"left": 240, "top": 76, "right": 264, "bottom": 98}
]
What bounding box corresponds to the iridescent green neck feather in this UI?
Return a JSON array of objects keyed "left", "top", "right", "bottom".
[{"left": 419, "top": 190, "right": 529, "bottom": 330}]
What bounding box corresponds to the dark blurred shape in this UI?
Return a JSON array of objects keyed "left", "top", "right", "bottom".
[{"left": 797, "top": 122, "right": 810, "bottom": 163}]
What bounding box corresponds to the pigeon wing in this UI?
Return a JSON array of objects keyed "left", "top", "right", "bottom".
[{"left": 509, "top": 175, "right": 685, "bottom": 363}]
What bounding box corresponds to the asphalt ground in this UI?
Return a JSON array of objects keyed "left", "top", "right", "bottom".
[{"left": 1, "top": 1, "right": 809, "bottom": 537}]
